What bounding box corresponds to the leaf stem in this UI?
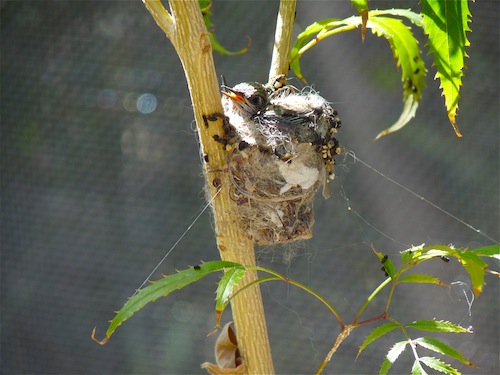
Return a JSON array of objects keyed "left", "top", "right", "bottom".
[
  {"left": 353, "top": 277, "right": 392, "bottom": 323},
  {"left": 295, "top": 23, "right": 358, "bottom": 60},
  {"left": 251, "top": 266, "right": 344, "bottom": 329}
]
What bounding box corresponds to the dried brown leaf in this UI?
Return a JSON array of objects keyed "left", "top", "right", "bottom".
[{"left": 201, "top": 322, "right": 245, "bottom": 374}]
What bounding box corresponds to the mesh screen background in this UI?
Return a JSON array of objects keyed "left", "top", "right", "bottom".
[{"left": 1, "top": 1, "right": 498, "bottom": 374}]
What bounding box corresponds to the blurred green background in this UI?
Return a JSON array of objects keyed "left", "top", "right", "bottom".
[{"left": 1, "top": 1, "right": 498, "bottom": 374}]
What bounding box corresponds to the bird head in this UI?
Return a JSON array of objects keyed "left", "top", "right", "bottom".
[{"left": 221, "top": 82, "right": 269, "bottom": 119}]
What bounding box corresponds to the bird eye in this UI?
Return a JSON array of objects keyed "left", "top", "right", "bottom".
[{"left": 249, "top": 94, "right": 265, "bottom": 108}]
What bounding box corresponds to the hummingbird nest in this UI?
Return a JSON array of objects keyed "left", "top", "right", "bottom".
[{"left": 218, "top": 78, "right": 341, "bottom": 245}]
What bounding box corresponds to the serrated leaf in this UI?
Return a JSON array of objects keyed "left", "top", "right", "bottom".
[
  {"left": 402, "top": 244, "right": 490, "bottom": 295},
  {"left": 291, "top": 9, "right": 429, "bottom": 138},
  {"left": 92, "top": 261, "right": 241, "bottom": 344},
  {"left": 381, "top": 341, "right": 408, "bottom": 374},
  {"left": 401, "top": 244, "right": 426, "bottom": 264},
  {"left": 371, "top": 9, "right": 424, "bottom": 27},
  {"left": 387, "top": 340, "right": 408, "bottom": 362},
  {"left": 419, "top": 356, "right": 459, "bottom": 375},
  {"left": 358, "top": 323, "right": 400, "bottom": 357},
  {"left": 414, "top": 337, "right": 477, "bottom": 368},
  {"left": 421, "top": 0, "right": 472, "bottom": 137},
  {"left": 406, "top": 320, "right": 469, "bottom": 333},
  {"left": 214, "top": 266, "right": 246, "bottom": 327},
  {"left": 398, "top": 273, "right": 445, "bottom": 286},
  {"left": 368, "top": 16, "right": 426, "bottom": 139},
  {"left": 412, "top": 359, "right": 429, "bottom": 375}
]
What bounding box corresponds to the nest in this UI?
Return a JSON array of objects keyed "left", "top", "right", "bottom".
[
  {"left": 228, "top": 145, "right": 326, "bottom": 245},
  {"left": 221, "top": 80, "right": 341, "bottom": 246}
]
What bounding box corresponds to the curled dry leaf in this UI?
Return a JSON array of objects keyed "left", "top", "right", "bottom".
[{"left": 201, "top": 322, "right": 245, "bottom": 374}]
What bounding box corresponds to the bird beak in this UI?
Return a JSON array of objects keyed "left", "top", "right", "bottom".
[{"left": 221, "top": 86, "right": 245, "bottom": 102}]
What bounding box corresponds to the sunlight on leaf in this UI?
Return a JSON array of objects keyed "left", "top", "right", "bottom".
[
  {"left": 380, "top": 341, "right": 407, "bottom": 374},
  {"left": 412, "top": 359, "right": 428, "bottom": 375},
  {"left": 414, "top": 336, "right": 477, "bottom": 368},
  {"left": 398, "top": 273, "right": 446, "bottom": 286},
  {"left": 421, "top": 0, "right": 472, "bottom": 137},
  {"left": 419, "top": 356, "right": 459, "bottom": 375},
  {"left": 406, "top": 320, "right": 469, "bottom": 333},
  {"left": 472, "top": 245, "right": 500, "bottom": 260},
  {"left": 375, "top": 93, "right": 418, "bottom": 139},
  {"left": 399, "top": 244, "right": 498, "bottom": 296}
]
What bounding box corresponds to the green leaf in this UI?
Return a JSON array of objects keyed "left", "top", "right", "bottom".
[
  {"left": 471, "top": 244, "right": 500, "bottom": 260},
  {"left": 400, "top": 244, "right": 493, "bottom": 296},
  {"left": 372, "top": 245, "right": 396, "bottom": 279},
  {"left": 200, "top": 0, "right": 251, "bottom": 55},
  {"left": 214, "top": 266, "right": 246, "bottom": 327},
  {"left": 351, "top": 0, "right": 368, "bottom": 14},
  {"left": 414, "top": 337, "right": 477, "bottom": 368},
  {"left": 419, "top": 356, "right": 459, "bottom": 375},
  {"left": 92, "top": 261, "right": 241, "bottom": 344},
  {"left": 290, "top": 17, "right": 344, "bottom": 81},
  {"left": 373, "top": 248, "right": 397, "bottom": 278},
  {"left": 398, "top": 273, "right": 446, "bottom": 286},
  {"left": 380, "top": 357, "right": 393, "bottom": 375},
  {"left": 406, "top": 320, "right": 469, "bottom": 333},
  {"left": 368, "top": 15, "right": 426, "bottom": 139},
  {"left": 380, "top": 341, "right": 408, "bottom": 375},
  {"left": 382, "top": 260, "right": 396, "bottom": 278},
  {"left": 454, "top": 248, "right": 489, "bottom": 296},
  {"left": 421, "top": 0, "right": 472, "bottom": 137},
  {"left": 412, "top": 359, "right": 429, "bottom": 375},
  {"left": 208, "top": 34, "right": 252, "bottom": 56},
  {"left": 371, "top": 9, "right": 424, "bottom": 27},
  {"left": 290, "top": 11, "right": 426, "bottom": 138},
  {"left": 358, "top": 323, "right": 400, "bottom": 358}
]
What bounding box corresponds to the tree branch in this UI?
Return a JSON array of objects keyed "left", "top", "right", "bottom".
[
  {"left": 268, "top": 0, "right": 296, "bottom": 82},
  {"left": 142, "top": 0, "right": 174, "bottom": 39},
  {"left": 143, "top": 1, "right": 274, "bottom": 373}
]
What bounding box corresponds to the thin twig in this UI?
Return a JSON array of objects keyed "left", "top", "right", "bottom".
[{"left": 142, "top": 0, "right": 175, "bottom": 39}]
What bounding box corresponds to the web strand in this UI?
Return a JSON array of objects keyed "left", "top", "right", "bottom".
[
  {"left": 346, "top": 149, "right": 499, "bottom": 244},
  {"left": 131, "top": 187, "right": 222, "bottom": 297}
]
